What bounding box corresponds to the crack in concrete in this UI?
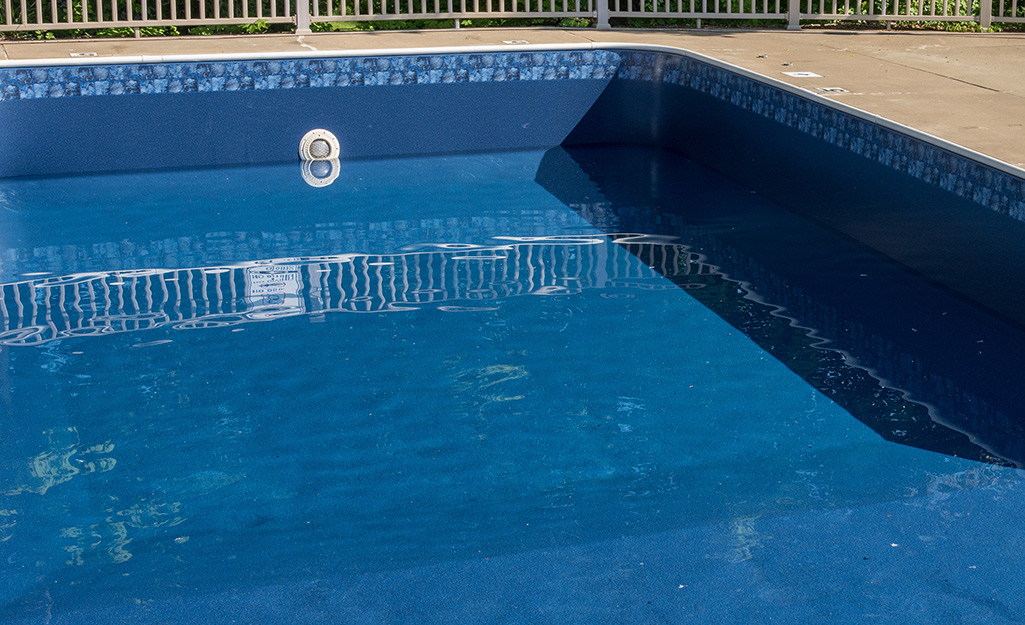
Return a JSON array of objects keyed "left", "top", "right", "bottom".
[
  {"left": 873, "top": 59, "right": 1002, "bottom": 93},
  {"left": 818, "top": 43, "right": 1004, "bottom": 93}
]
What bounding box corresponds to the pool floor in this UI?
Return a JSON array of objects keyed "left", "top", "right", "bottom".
[{"left": 1, "top": 148, "right": 1023, "bottom": 624}]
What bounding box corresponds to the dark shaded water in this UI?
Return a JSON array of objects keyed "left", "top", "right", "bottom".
[{"left": 540, "top": 144, "right": 1025, "bottom": 467}]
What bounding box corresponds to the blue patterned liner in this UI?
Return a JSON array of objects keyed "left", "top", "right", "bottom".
[
  {"left": 0, "top": 50, "right": 621, "bottom": 99},
  {"left": 1, "top": 47, "right": 1022, "bottom": 219}
]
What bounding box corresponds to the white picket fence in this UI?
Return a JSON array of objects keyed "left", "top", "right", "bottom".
[{"left": 1, "top": 0, "right": 1022, "bottom": 35}]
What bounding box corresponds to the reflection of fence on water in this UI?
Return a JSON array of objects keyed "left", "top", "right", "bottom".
[{"left": 0, "top": 234, "right": 703, "bottom": 346}]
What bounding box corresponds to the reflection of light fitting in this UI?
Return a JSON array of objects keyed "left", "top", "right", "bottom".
[{"left": 301, "top": 158, "right": 340, "bottom": 188}]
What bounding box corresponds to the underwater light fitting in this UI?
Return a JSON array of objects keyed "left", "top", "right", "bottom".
[{"left": 299, "top": 129, "right": 341, "bottom": 161}]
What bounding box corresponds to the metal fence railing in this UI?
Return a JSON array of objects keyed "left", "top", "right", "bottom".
[
  {"left": 0, "top": 0, "right": 1020, "bottom": 38},
  {"left": 607, "top": 0, "right": 786, "bottom": 22},
  {"left": 791, "top": 0, "right": 1016, "bottom": 28},
  {"left": 310, "top": 0, "right": 595, "bottom": 23},
  {"left": 798, "top": 0, "right": 982, "bottom": 22},
  {"left": 0, "top": 0, "right": 296, "bottom": 31},
  {"left": 993, "top": 0, "right": 1025, "bottom": 22},
  {"left": 0, "top": 0, "right": 593, "bottom": 31}
]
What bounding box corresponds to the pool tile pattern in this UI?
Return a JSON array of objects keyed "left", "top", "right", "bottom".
[{"left": 0, "top": 50, "right": 621, "bottom": 100}]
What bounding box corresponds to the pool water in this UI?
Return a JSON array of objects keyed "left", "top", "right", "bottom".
[
  {"left": 1, "top": 148, "right": 1024, "bottom": 624},
  {"left": 544, "top": 145, "right": 1025, "bottom": 467}
]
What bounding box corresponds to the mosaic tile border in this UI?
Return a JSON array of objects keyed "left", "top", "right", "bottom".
[
  {"left": 0, "top": 50, "right": 622, "bottom": 100},
  {"left": 613, "top": 50, "right": 1025, "bottom": 220}
]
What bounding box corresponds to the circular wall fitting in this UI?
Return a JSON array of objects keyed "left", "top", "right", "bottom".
[{"left": 299, "top": 129, "right": 341, "bottom": 161}]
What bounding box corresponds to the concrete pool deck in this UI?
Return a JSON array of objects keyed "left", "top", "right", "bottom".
[{"left": 2, "top": 27, "right": 1024, "bottom": 169}]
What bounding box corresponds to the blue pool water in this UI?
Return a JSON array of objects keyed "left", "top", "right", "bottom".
[{"left": 2, "top": 146, "right": 1025, "bottom": 624}]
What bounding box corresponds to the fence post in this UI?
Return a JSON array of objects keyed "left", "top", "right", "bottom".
[
  {"left": 787, "top": 0, "right": 801, "bottom": 30},
  {"left": 596, "top": 0, "right": 610, "bottom": 29},
  {"left": 296, "top": 0, "right": 312, "bottom": 33},
  {"left": 979, "top": 0, "right": 992, "bottom": 29}
]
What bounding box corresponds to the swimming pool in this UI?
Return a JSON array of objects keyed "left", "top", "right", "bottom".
[{"left": 2, "top": 44, "right": 1025, "bottom": 624}]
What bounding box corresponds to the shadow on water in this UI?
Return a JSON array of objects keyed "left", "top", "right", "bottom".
[{"left": 538, "top": 144, "right": 1025, "bottom": 468}]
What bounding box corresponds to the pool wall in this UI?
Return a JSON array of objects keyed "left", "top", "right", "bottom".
[
  {"left": 2, "top": 44, "right": 1024, "bottom": 222},
  {"left": 0, "top": 50, "right": 619, "bottom": 177},
  {"left": 565, "top": 49, "right": 1025, "bottom": 220}
]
